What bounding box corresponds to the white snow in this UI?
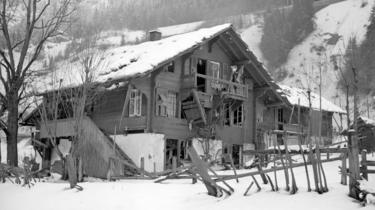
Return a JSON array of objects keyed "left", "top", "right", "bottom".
[
  {"left": 1, "top": 138, "right": 42, "bottom": 167},
  {"left": 359, "top": 116, "right": 375, "bottom": 126},
  {"left": 34, "top": 24, "right": 232, "bottom": 93},
  {"left": 1, "top": 158, "right": 374, "bottom": 210},
  {"left": 240, "top": 23, "right": 265, "bottom": 64},
  {"left": 157, "top": 21, "right": 205, "bottom": 37},
  {"left": 280, "top": 0, "right": 375, "bottom": 102},
  {"left": 112, "top": 133, "right": 165, "bottom": 172},
  {"left": 278, "top": 84, "right": 346, "bottom": 113}
]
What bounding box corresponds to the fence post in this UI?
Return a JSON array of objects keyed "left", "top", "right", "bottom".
[
  {"left": 341, "top": 152, "right": 347, "bottom": 185},
  {"left": 140, "top": 157, "right": 145, "bottom": 177},
  {"left": 361, "top": 150, "right": 368, "bottom": 180},
  {"left": 172, "top": 157, "right": 177, "bottom": 174}
]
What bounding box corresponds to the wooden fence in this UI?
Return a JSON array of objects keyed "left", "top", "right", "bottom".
[{"left": 361, "top": 150, "right": 375, "bottom": 180}]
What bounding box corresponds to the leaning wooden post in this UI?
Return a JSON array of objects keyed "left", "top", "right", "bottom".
[
  {"left": 284, "top": 131, "right": 298, "bottom": 194},
  {"left": 276, "top": 138, "right": 289, "bottom": 191},
  {"left": 361, "top": 149, "right": 368, "bottom": 180},
  {"left": 172, "top": 157, "right": 177, "bottom": 175},
  {"left": 341, "top": 152, "right": 347, "bottom": 185},
  {"left": 298, "top": 98, "right": 311, "bottom": 192},
  {"left": 229, "top": 155, "right": 239, "bottom": 183},
  {"left": 140, "top": 157, "right": 145, "bottom": 177}
]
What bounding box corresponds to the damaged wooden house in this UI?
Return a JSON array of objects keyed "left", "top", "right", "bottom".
[
  {"left": 257, "top": 84, "right": 346, "bottom": 150},
  {"left": 23, "top": 23, "right": 294, "bottom": 178}
]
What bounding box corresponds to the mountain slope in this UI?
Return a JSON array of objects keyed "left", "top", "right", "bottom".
[{"left": 241, "top": 0, "right": 374, "bottom": 109}]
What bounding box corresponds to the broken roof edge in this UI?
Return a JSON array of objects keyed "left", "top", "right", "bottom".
[{"left": 277, "top": 84, "right": 346, "bottom": 114}]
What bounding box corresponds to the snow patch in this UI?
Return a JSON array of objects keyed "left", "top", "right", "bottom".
[{"left": 112, "top": 133, "right": 165, "bottom": 172}]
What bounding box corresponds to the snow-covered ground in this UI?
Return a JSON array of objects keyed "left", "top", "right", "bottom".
[
  {"left": 1, "top": 156, "right": 374, "bottom": 210},
  {"left": 1, "top": 138, "right": 41, "bottom": 166}
]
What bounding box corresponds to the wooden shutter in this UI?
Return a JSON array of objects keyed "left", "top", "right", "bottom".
[{"left": 191, "top": 57, "right": 197, "bottom": 74}]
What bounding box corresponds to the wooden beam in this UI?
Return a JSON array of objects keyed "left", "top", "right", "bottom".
[
  {"left": 192, "top": 89, "right": 207, "bottom": 125},
  {"left": 215, "top": 156, "right": 343, "bottom": 182},
  {"left": 234, "top": 60, "right": 251, "bottom": 65},
  {"left": 219, "top": 35, "right": 243, "bottom": 60},
  {"left": 118, "top": 83, "right": 133, "bottom": 132},
  {"left": 243, "top": 147, "right": 348, "bottom": 155},
  {"left": 216, "top": 39, "right": 237, "bottom": 61}
]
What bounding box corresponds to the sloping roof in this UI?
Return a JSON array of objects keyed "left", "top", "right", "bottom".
[
  {"left": 35, "top": 24, "right": 233, "bottom": 93},
  {"left": 277, "top": 84, "right": 345, "bottom": 114},
  {"left": 358, "top": 116, "right": 375, "bottom": 126}
]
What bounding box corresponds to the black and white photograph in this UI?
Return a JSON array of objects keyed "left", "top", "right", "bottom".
[{"left": 0, "top": 0, "right": 375, "bottom": 209}]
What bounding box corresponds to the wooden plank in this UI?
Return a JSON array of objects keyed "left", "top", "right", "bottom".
[
  {"left": 188, "top": 147, "right": 219, "bottom": 197},
  {"left": 215, "top": 156, "right": 343, "bottom": 182},
  {"left": 361, "top": 150, "right": 368, "bottom": 180},
  {"left": 192, "top": 90, "right": 207, "bottom": 125},
  {"left": 364, "top": 161, "right": 375, "bottom": 166},
  {"left": 243, "top": 147, "right": 347, "bottom": 155}
]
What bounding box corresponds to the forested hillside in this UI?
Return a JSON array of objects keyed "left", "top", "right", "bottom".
[
  {"left": 72, "top": 0, "right": 277, "bottom": 36},
  {"left": 338, "top": 7, "right": 375, "bottom": 98}
]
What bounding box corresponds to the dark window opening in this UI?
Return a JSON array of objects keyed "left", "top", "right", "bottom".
[
  {"left": 126, "top": 129, "right": 145, "bottom": 134},
  {"left": 197, "top": 59, "right": 207, "bottom": 92},
  {"left": 224, "top": 103, "right": 230, "bottom": 126},
  {"left": 164, "top": 61, "right": 175, "bottom": 73}
]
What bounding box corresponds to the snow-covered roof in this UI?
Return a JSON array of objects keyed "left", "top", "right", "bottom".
[
  {"left": 358, "top": 116, "right": 375, "bottom": 126},
  {"left": 277, "top": 84, "right": 345, "bottom": 114},
  {"left": 35, "top": 24, "right": 232, "bottom": 93}
]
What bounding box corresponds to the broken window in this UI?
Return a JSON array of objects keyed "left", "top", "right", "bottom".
[
  {"left": 233, "top": 104, "right": 243, "bottom": 126},
  {"left": 129, "top": 89, "right": 142, "bottom": 117},
  {"left": 163, "top": 61, "right": 174, "bottom": 73},
  {"left": 224, "top": 103, "right": 230, "bottom": 126},
  {"left": 210, "top": 61, "right": 220, "bottom": 79},
  {"left": 156, "top": 90, "right": 177, "bottom": 118}
]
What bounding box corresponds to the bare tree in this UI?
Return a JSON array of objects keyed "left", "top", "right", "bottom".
[{"left": 0, "top": 0, "right": 74, "bottom": 166}]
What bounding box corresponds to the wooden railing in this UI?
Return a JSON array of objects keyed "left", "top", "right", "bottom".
[{"left": 195, "top": 73, "right": 248, "bottom": 99}]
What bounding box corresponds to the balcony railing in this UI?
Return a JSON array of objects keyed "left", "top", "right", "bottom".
[{"left": 195, "top": 73, "right": 248, "bottom": 99}]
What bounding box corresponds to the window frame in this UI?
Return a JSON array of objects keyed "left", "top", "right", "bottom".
[
  {"left": 232, "top": 104, "right": 244, "bottom": 127},
  {"left": 129, "top": 89, "right": 142, "bottom": 117}
]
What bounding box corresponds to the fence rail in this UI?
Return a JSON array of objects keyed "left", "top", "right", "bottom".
[{"left": 361, "top": 149, "right": 375, "bottom": 180}]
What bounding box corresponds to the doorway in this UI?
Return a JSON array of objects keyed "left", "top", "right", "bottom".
[{"left": 197, "top": 59, "right": 207, "bottom": 92}]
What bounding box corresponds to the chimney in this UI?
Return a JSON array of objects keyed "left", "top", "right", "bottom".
[{"left": 149, "top": 30, "right": 162, "bottom": 41}]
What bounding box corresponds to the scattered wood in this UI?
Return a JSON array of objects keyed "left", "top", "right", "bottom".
[
  {"left": 243, "top": 181, "right": 254, "bottom": 196},
  {"left": 266, "top": 174, "right": 275, "bottom": 191},
  {"left": 187, "top": 147, "right": 222, "bottom": 197},
  {"left": 251, "top": 175, "right": 261, "bottom": 191},
  {"left": 215, "top": 156, "right": 343, "bottom": 182}
]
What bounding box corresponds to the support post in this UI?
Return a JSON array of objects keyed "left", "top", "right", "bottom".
[
  {"left": 341, "top": 153, "right": 347, "bottom": 185},
  {"left": 361, "top": 149, "right": 368, "bottom": 180},
  {"left": 172, "top": 157, "right": 177, "bottom": 174},
  {"left": 140, "top": 157, "right": 145, "bottom": 177}
]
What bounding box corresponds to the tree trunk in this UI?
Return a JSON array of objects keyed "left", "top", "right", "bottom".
[{"left": 6, "top": 93, "right": 19, "bottom": 167}]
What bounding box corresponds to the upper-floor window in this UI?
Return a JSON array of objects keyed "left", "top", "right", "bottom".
[
  {"left": 163, "top": 61, "right": 174, "bottom": 73},
  {"left": 156, "top": 90, "right": 177, "bottom": 118},
  {"left": 233, "top": 104, "right": 243, "bottom": 126},
  {"left": 129, "top": 89, "right": 142, "bottom": 117},
  {"left": 210, "top": 61, "right": 220, "bottom": 79}
]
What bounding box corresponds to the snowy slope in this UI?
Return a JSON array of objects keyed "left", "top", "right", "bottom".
[{"left": 279, "top": 0, "right": 374, "bottom": 103}]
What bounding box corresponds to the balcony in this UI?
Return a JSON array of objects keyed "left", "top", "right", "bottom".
[{"left": 182, "top": 73, "right": 248, "bottom": 100}]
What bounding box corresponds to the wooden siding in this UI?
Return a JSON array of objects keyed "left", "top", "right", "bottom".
[
  {"left": 152, "top": 117, "right": 191, "bottom": 140},
  {"left": 40, "top": 118, "right": 76, "bottom": 138},
  {"left": 90, "top": 77, "right": 151, "bottom": 134}
]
